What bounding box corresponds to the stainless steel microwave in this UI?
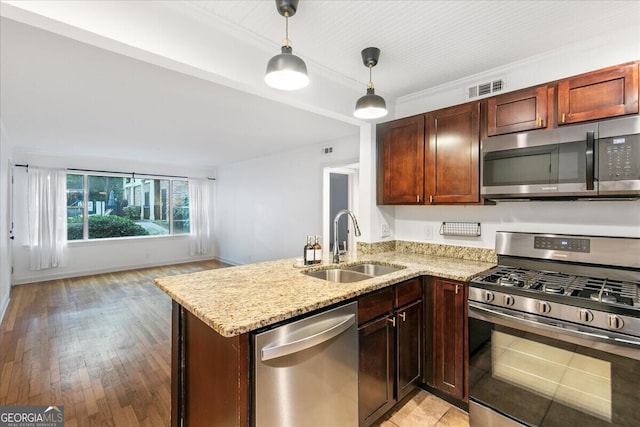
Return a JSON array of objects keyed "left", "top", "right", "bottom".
[{"left": 481, "top": 115, "right": 640, "bottom": 200}]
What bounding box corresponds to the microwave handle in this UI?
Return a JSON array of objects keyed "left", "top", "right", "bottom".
[{"left": 586, "top": 131, "right": 595, "bottom": 190}]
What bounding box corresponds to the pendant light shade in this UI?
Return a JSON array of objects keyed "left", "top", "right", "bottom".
[
  {"left": 265, "top": 0, "right": 309, "bottom": 90},
  {"left": 354, "top": 47, "right": 387, "bottom": 119},
  {"left": 265, "top": 46, "right": 309, "bottom": 90},
  {"left": 354, "top": 88, "right": 387, "bottom": 119}
]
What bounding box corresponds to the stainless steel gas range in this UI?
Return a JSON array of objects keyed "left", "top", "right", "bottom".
[{"left": 468, "top": 231, "right": 640, "bottom": 427}]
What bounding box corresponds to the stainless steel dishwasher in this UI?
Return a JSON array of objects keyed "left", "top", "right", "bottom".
[{"left": 254, "top": 301, "right": 358, "bottom": 427}]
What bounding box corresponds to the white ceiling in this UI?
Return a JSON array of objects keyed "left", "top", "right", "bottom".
[{"left": 1, "top": 1, "right": 639, "bottom": 170}]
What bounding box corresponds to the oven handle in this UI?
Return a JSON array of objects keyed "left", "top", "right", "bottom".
[{"left": 468, "top": 302, "right": 640, "bottom": 359}]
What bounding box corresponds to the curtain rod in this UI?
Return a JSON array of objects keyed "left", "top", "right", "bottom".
[{"left": 12, "top": 164, "right": 216, "bottom": 181}]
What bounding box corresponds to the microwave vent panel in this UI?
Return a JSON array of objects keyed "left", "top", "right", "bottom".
[{"left": 467, "top": 77, "right": 505, "bottom": 99}]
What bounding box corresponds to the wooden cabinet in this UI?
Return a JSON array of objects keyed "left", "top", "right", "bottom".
[
  {"left": 487, "top": 85, "right": 548, "bottom": 135},
  {"left": 557, "top": 62, "right": 639, "bottom": 125},
  {"left": 358, "top": 310, "right": 394, "bottom": 426},
  {"left": 425, "top": 102, "right": 481, "bottom": 204},
  {"left": 377, "top": 102, "right": 480, "bottom": 205},
  {"left": 396, "top": 299, "right": 422, "bottom": 401},
  {"left": 358, "top": 278, "right": 423, "bottom": 426},
  {"left": 426, "top": 278, "right": 467, "bottom": 402},
  {"left": 171, "top": 302, "right": 249, "bottom": 427},
  {"left": 377, "top": 115, "right": 425, "bottom": 204}
]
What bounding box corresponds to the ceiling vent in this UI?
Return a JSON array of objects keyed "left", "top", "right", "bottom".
[{"left": 467, "top": 77, "right": 505, "bottom": 99}]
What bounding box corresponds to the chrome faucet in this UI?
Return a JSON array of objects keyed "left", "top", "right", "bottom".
[{"left": 333, "top": 209, "right": 362, "bottom": 263}]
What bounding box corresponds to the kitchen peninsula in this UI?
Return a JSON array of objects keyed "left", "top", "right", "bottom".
[{"left": 154, "top": 242, "right": 496, "bottom": 427}]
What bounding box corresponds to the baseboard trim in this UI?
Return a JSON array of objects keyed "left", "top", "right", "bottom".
[
  {"left": 0, "top": 294, "right": 10, "bottom": 325},
  {"left": 12, "top": 256, "right": 222, "bottom": 285}
]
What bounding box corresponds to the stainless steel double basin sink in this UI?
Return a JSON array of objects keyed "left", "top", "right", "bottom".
[{"left": 304, "top": 263, "right": 405, "bottom": 283}]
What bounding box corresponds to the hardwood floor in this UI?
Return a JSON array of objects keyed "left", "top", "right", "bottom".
[
  {"left": 0, "top": 260, "right": 227, "bottom": 426},
  {"left": 1, "top": 260, "right": 469, "bottom": 427}
]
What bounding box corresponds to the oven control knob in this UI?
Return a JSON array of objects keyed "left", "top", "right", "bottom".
[
  {"left": 536, "top": 301, "right": 551, "bottom": 314},
  {"left": 503, "top": 295, "right": 515, "bottom": 307},
  {"left": 577, "top": 309, "right": 594, "bottom": 323},
  {"left": 607, "top": 314, "right": 624, "bottom": 330},
  {"left": 484, "top": 291, "right": 495, "bottom": 303}
]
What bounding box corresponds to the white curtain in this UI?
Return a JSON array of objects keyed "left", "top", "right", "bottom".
[
  {"left": 188, "top": 178, "right": 212, "bottom": 256},
  {"left": 27, "top": 167, "right": 67, "bottom": 270}
]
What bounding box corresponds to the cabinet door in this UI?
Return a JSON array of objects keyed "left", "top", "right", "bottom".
[
  {"left": 359, "top": 316, "right": 395, "bottom": 427},
  {"left": 558, "top": 62, "right": 639, "bottom": 125},
  {"left": 487, "top": 86, "right": 548, "bottom": 135},
  {"left": 377, "top": 115, "right": 425, "bottom": 204},
  {"left": 396, "top": 299, "right": 422, "bottom": 401},
  {"left": 425, "top": 102, "right": 480, "bottom": 204},
  {"left": 433, "top": 279, "right": 466, "bottom": 401}
]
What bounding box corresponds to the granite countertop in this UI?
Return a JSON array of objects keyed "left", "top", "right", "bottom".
[{"left": 154, "top": 242, "right": 496, "bottom": 338}]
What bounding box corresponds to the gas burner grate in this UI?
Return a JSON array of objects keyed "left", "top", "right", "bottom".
[
  {"left": 570, "top": 277, "right": 639, "bottom": 306},
  {"left": 529, "top": 272, "right": 576, "bottom": 295},
  {"left": 475, "top": 266, "right": 539, "bottom": 288}
]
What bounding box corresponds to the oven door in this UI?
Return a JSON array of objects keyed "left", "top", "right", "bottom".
[{"left": 468, "top": 302, "right": 640, "bottom": 427}]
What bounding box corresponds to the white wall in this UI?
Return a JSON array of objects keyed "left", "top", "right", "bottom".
[
  {"left": 0, "top": 121, "right": 11, "bottom": 321},
  {"left": 10, "top": 151, "right": 216, "bottom": 284},
  {"left": 388, "top": 201, "right": 640, "bottom": 249},
  {"left": 394, "top": 26, "right": 640, "bottom": 118},
  {"left": 214, "top": 136, "right": 359, "bottom": 265}
]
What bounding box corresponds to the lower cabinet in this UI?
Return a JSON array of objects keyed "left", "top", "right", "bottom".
[
  {"left": 358, "top": 278, "right": 423, "bottom": 427},
  {"left": 171, "top": 301, "right": 250, "bottom": 427},
  {"left": 426, "top": 277, "right": 468, "bottom": 402}
]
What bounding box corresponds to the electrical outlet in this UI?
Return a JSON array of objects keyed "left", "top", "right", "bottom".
[
  {"left": 380, "top": 223, "right": 390, "bottom": 238},
  {"left": 424, "top": 225, "right": 433, "bottom": 240}
]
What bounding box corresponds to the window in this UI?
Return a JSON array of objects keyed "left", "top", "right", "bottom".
[{"left": 66, "top": 173, "right": 190, "bottom": 240}]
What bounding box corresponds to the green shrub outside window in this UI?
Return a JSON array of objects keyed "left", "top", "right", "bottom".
[{"left": 66, "top": 174, "right": 189, "bottom": 240}]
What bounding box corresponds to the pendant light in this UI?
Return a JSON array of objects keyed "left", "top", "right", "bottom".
[
  {"left": 265, "top": 0, "right": 309, "bottom": 90},
  {"left": 354, "top": 47, "right": 387, "bottom": 119}
]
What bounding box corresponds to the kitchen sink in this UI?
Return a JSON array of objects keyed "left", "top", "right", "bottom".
[
  {"left": 342, "top": 263, "right": 405, "bottom": 276},
  {"left": 304, "top": 269, "right": 372, "bottom": 283},
  {"left": 304, "top": 263, "right": 405, "bottom": 283}
]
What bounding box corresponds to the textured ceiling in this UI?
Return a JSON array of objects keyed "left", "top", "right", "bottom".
[{"left": 187, "top": 0, "right": 640, "bottom": 99}]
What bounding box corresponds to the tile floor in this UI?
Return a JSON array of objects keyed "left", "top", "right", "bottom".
[{"left": 374, "top": 391, "right": 469, "bottom": 427}]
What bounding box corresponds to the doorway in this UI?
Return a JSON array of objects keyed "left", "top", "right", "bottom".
[{"left": 323, "top": 164, "right": 359, "bottom": 257}]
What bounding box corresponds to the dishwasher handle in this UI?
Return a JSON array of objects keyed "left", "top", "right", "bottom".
[{"left": 261, "top": 313, "right": 355, "bottom": 361}]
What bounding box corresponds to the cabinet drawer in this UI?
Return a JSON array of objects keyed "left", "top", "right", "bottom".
[
  {"left": 395, "top": 278, "right": 422, "bottom": 307},
  {"left": 358, "top": 288, "right": 394, "bottom": 325}
]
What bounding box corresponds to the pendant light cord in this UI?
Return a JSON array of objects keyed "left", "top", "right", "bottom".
[{"left": 284, "top": 13, "right": 290, "bottom": 47}]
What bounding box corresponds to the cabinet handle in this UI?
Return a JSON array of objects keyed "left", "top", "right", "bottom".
[
  {"left": 387, "top": 316, "right": 396, "bottom": 327},
  {"left": 429, "top": 195, "right": 434, "bottom": 204},
  {"left": 455, "top": 284, "right": 460, "bottom": 294},
  {"left": 417, "top": 195, "right": 421, "bottom": 203},
  {"left": 561, "top": 113, "right": 566, "bottom": 123},
  {"left": 399, "top": 312, "right": 406, "bottom": 322},
  {"left": 537, "top": 117, "right": 543, "bottom": 127}
]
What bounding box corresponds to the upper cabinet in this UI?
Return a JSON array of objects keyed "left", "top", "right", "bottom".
[
  {"left": 377, "top": 115, "right": 425, "bottom": 204},
  {"left": 487, "top": 85, "right": 549, "bottom": 136},
  {"left": 557, "top": 62, "right": 639, "bottom": 125},
  {"left": 425, "top": 102, "right": 480, "bottom": 204},
  {"left": 377, "top": 103, "right": 480, "bottom": 205}
]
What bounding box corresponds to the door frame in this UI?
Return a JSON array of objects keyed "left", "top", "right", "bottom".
[{"left": 322, "top": 163, "right": 359, "bottom": 259}]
